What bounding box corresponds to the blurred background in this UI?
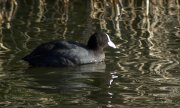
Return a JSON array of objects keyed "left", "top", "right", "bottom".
[{"left": 0, "top": 0, "right": 180, "bottom": 107}]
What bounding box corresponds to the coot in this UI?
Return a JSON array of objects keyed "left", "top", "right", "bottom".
[{"left": 23, "top": 32, "right": 116, "bottom": 66}]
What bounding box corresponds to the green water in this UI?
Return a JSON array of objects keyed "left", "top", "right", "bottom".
[{"left": 0, "top": 0, "right": 180, "bottom": 107}]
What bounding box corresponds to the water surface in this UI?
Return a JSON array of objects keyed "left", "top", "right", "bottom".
[{"left": 0, "top": 0, "right": 180, "bottom": 107}]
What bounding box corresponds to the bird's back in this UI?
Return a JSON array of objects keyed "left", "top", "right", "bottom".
[{"left": 23, "top": 41, "right": 104, "bottom": 66}]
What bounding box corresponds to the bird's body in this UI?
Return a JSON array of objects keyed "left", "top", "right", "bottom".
[{"left": 23, "top": 32, "right": 116, "bottom": 67}]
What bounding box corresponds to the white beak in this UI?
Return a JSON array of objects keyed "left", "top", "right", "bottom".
[{"left": 106, "top": 33, "right": 117, "bottom": 48}]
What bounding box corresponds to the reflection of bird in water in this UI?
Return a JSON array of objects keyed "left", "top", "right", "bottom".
[{"left": 24, "top": 62, "right": 106, "bottom": 93}]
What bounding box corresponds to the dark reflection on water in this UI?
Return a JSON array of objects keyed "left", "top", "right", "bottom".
[
  {"left": 24, "top": 63, "right": 106, "bottom": 105},
  {"left": 0, "top": 0, "right": 180, "bottom": 107},
  {"left": 25, "top": 63, "right": 106, "bottom": 91}
]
